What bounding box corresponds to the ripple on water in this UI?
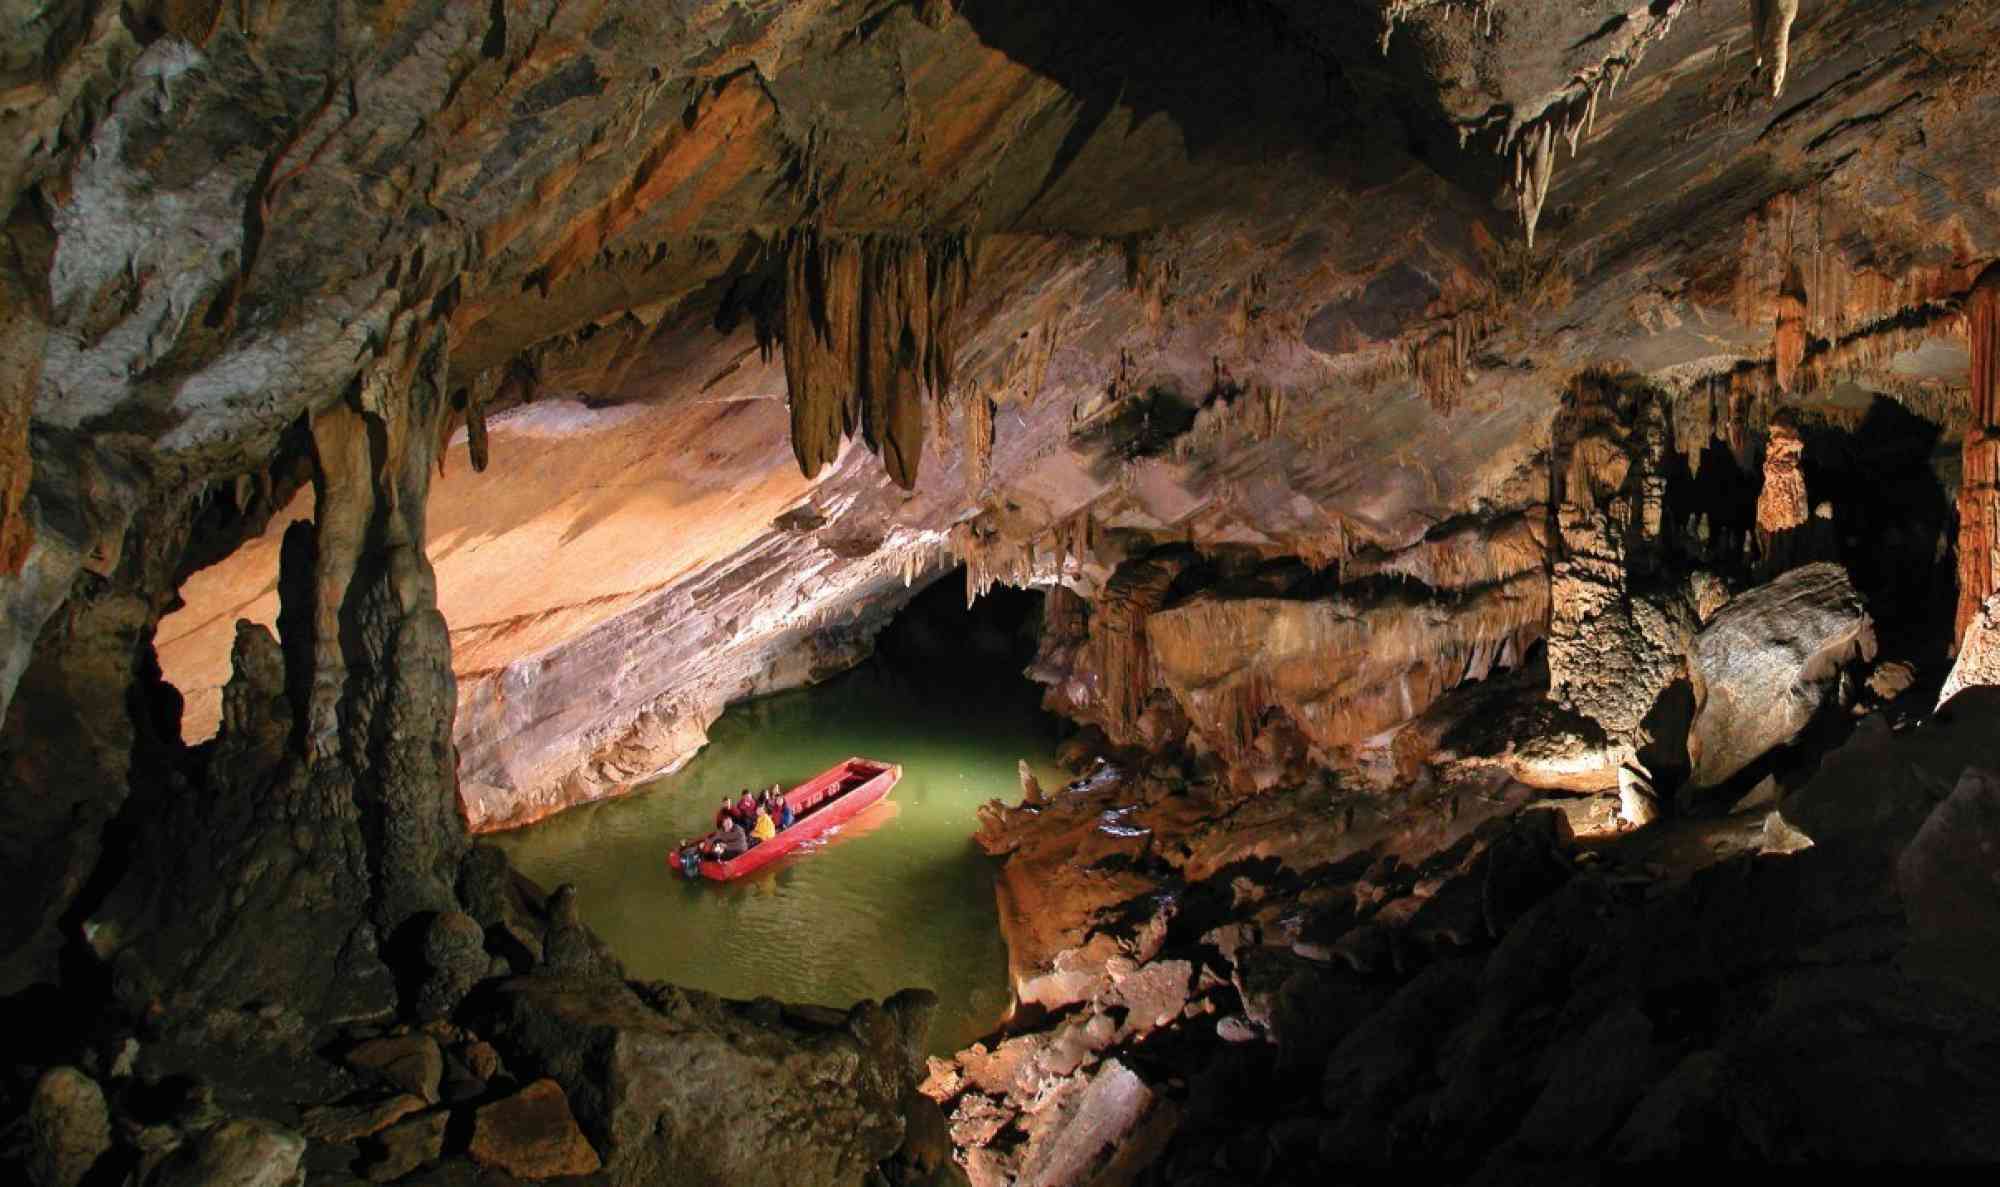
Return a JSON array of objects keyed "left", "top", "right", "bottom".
[{"left": 491, "top": 661, "right": 1064, "bottom": 1055}]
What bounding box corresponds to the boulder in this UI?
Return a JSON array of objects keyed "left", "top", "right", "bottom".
[
  {"left": 343, "top": 1034, "right": 443, "bottom": 1103},
  {"left": 297, "top": 1094, "right": 427, "bottom": 1143},
  {"left": 1013, "top": 1060, "right": 1157, "bottom": 1187},
  {"left": 361, "top": 1109, "right": 448, "bottom": 1182},
  {"left": 146, "top": 1118, "right": 305, "bottom": 1187},
  {"left": 27, "top": 1067, "right": 110, "bottom": 1187},
  {"left": 1686, "top": 563, "right": 1875, "bottom": 787},
  {"left": 469, "top": 1079, "right": 601, "bottom": 1181}
]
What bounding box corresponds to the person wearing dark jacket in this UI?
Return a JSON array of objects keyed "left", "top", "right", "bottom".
[
  {"left": 714, "top": 798, "right": 736, "bottom": 830},
  {"left": 710, "top": 817, "right": 749, "bottom": 860}
]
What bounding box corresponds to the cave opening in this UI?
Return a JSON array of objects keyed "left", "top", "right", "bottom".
[{"left": 493, "top": 568, "right": 1061, "bottom": 1057}]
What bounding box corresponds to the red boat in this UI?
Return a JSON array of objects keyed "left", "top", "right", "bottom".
[{"left": 678, "top": 757, "right": 902, "bottom": 881}]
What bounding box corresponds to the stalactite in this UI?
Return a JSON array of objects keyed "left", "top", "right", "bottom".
[
  {"left": 964, "top": 391, "right": 993, "bottom": 497},
  {"left": 1751, "top": 0, "right": 1800, "bottom": 98},
  {"left": 1409, "top": 311, "right": 1489, "bottom": 413},
  {"left": 465, "top": 385, "right": 490, "bottom": 472},
  {"left": 1512, "top": 120, "right": 1556, "bottom": 248},
  {"left": 781, "top": 231, "right": 970, "bottom": 489},
  {"left": 1774, "top": 261, "right": 1808, "bottom": 392}
]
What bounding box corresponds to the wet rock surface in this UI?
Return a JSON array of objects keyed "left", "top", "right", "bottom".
[{"left": 2, "top": 0, "right": 2000, "bottom": 1184}]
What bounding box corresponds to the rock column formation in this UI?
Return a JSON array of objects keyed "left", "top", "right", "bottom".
[
  {"left": 1546, "top": 372, "right": 1691, "bottom": 748},
  {"left": 87, "top": 324, "right": 468, "bottom": 1020},
  {"left": 1754, "top": 419, "right": 1810, "bottom": 577},
  {"left": 1959, "top": 265, "right": 2000, "bottom": 649}
]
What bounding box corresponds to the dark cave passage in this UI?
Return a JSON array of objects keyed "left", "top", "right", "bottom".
[{"left": 493, "top": 569, "right": 1061, "bottom": 1057}]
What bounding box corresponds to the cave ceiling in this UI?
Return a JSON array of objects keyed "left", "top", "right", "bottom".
[{"left": 4, "top": 0, "right": 1998, "bottom": 748}]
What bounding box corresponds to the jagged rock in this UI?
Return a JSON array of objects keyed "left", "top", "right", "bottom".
[
  {"left": 361, "top": 1109, "right": 449, "bottom": 1183},
  {"left": 1013, "top": 1060, "right": 1157, "bottom": 1187},
  {"left": 145, "top": 1118, "right": 305, "bottom": 1187},
  {"left": 343, "top": 1035, "right": 443, "bottom": 1104},
  {"left": 416, "top": 912, "right": 487, "bottom": 1022},
  {"left": 460, "top": 1040, "right": 504, "bottom": 1082},
  {"left": 297, "top": 1094, "right": 428, "bottom": 1143},
  {"left": 1897, "top": 767, "right": 2000, "bottom": 995},
  {"left": 1017, "top": 760, "right": 1044, "bottom": 805},
  {"left": 1780, "top": 687, "right": 2000, "bottom": 859},
  {"left": 1731, "top": 774, "right": 1781, "bottom": 814},
  {"left": 1686, "top": 563, "right": 1876, "bottom": 788},
  {"left": 1512, "top": 1003, "right": 1657, "bottom": 1156},
  {"left": 468, "top": 1079, "right": 601, "bottom": 1181},
  {"left": 541, "top": 884, "right": 623, "bottom": 980},
  {"left": 474, "top": 975, "right": 921, "bottom": 1186},
  {"left": 1866, "top": 659, "right": 1919, "bottom": 705},
  {"left": 1617, "top": 764, "right": 1660, "bottom": 827},
  {"left": 27, "top": 1066, "right": 110, "bottom": 1187},
  {"left": 1608, "top": 1049, "right": 1729, "bottom": 1160},
  {"left": 1940, "top": 594, "right": 2000, "bottom": 710}
]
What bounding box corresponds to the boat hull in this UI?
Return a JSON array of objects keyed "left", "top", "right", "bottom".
[{"left": 684, "top": 757, "right": 901, "bottom": 881}]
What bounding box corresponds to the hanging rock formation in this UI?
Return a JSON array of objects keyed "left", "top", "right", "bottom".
[{"left": 782, "top": 231, "right": 971, "bottom": 489}]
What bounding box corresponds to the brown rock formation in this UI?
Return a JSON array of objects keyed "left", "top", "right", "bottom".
[
  {"left": 1960, "top": 265, "right": 2000, "bottom": 647},
  {"left": 1, "top": 0, "right": 1999, "bottom": 1180},
  {"left": 1546, "top": 371, "right": 1691, "bottom": 754},
  {"left": 783, "top": 232, "right": 970, "bottom": 489},
  {"left": 1753, "top": 418, "right": 1810, "bottom": 576},
  {"left": 1940, "top": 594, "right": 2000, "bottom": 710},
  {"left": 467, "top": 1079, "right": 601, "bottom": 1181}
]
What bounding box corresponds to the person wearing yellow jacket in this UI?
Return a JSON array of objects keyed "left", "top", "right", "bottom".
[{"left": 751, "top": 805, "right": 777, "bottom": 845}]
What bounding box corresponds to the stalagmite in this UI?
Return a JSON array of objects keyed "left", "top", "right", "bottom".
[
  {"left": 1956, "top": 265, "right": 2000, "bottom": 647},
  {"left": 1755, "top": 420, "right": 1810, "bottom": 577}
]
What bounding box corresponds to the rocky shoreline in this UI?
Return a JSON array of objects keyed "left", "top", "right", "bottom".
[{"left": 929, "top": 685, "right": 2000, "bottom": 1182}]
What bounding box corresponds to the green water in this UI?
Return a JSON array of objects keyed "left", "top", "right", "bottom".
[{"left": 491, "top": 659, "right": 1065, "bottom": 1056}]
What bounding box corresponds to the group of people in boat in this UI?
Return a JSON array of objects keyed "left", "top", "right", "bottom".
[{"left": 674, "top": 786, "right": 795, "bottom": 876}]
